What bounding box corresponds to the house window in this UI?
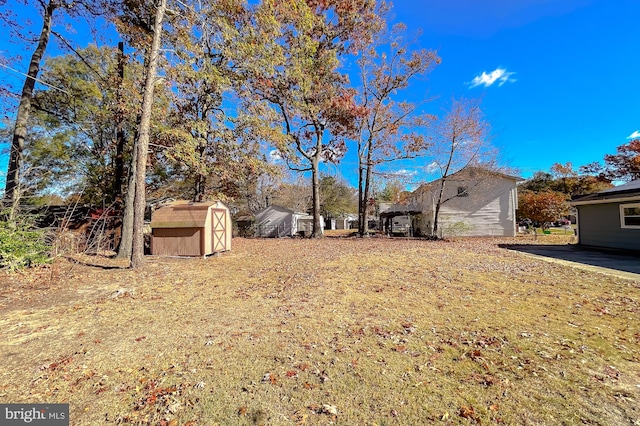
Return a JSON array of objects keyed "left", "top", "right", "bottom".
[
  {"left": 620, "top": 203, "right": 640, "bottom": 229},
  {"left": 457, "top": 186, "right": 469, "bottom": 197}
]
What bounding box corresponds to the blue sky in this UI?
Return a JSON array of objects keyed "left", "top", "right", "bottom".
[
  {"left": 378, "top": 0, "right": 640, "bottom": 182},
  {"left": 1, "top": 0, "right": 639, "bottom": 191}
]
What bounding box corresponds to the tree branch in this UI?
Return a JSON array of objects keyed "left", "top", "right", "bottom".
[{"left": 51, "top": 30, "right": 108, "bottom": 83}]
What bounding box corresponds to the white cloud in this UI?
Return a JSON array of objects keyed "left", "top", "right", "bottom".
[
  {"left": 269, "top": 149, "right": 282, "bottom": 163},
  {"left": 393, "top": 169, "right": 418, "bottom": 178},
  {"left": 425, "top": 161, "right": 439, "bottom": 173},
  {"left": 469, "top": 68, "right": 516, "bottom": 88},
  {"left": 627, "top": 130, "right": 640, "bottom": 139}
]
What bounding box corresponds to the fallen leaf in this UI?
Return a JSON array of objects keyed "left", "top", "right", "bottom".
[
  {"left": 459, "top": 405, "right": 475, "bottom": 419},
  {"left": 321, "top": 404, "right": 338, "bottom": 415}
]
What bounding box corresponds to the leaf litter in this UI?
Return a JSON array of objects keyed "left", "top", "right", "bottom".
[{"left": 0, "top": 236, "right": 638, "bottom": 424}]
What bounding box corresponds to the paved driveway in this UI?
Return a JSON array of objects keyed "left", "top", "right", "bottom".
[{"left": 500, "top": 244, "right": 640, "bottom": 280}]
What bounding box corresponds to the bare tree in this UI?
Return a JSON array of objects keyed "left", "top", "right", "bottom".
[
  {"left": 272, "top": 176, "right": 312, "bottom": 214},
  {"left": 428, "top": 98, "right": 496, "bottom": 236},
  {"left": 355, "top": 23, "right": 439, "bottom": 236}
]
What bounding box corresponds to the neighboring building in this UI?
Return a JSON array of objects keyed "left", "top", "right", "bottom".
[
  {"left": 234, "top": 212, "right": 255, "bottom": 237},
  {"left": 254, "top": 205, "right": 324, "bottom": 237},
  {"left": 571, "top": 180, "right": 640, "bottom": 251},
  {"left": 382, "top": 167, "right": 522, "bottom": 237},
  {"left": 379, "top": 204, "right": 422, "bottom": 235},
  {"left": 334, "top": 214, "right": 358, "bottom": 230}
]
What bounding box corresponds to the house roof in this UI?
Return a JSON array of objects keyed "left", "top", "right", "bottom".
[
  {"left": 438, "top": 166, "right": 523, "bottom": 183},
  {"left": 411, "top": 166, "right": 522, "bottom": 198},
  {"left": 257, "top": 205, "right": 309, "bottom": 216},
  {"left": 599, "top": 179, "right": 640, "bottom": 193},
  {"left": 571, "top": 180, "right": 640, "bottom": 206}
]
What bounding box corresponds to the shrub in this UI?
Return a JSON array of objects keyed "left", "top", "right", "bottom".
[
  {"left": 440, "top": 220, "right": 474, "bottom": 238},
  {"left": 0, "top": 213, "right": 51, "bottom": 271}
]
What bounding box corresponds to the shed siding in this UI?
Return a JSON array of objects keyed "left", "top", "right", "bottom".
[
  {"left": 150, "top": 201, "right": 231, "bottom": 256},
  {"left": 152, "top": 228, "right": 203, "bottom": 256},
  {"left": 577, "top": 203, "right": 640, "bottom": 251},
  {"left": 211, "top": 209, "right": 231, "bottom": 251}
]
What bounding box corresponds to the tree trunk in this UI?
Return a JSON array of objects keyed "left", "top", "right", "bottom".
[
  {"left": 193, "top": 142, "right": 206, "bottom": 202},
  {"left": 116, "top": 151, "right": 136, "bottom": 259},
  {"left": 357, "top": 165, "right": 365, "bottom": 236},
  {"left": 357, "top": 131, "right": 366, "bottom": 236},
  {"left": 311, "top": 156, "right": 323, "bottom": 238},
  {"left": 131, "top": 0, "right": 166, "bottom": 268},
  {"left": 362, "top": 159, "right": 373, "bottom": 235},
  {"left": 113, "top": 41, "right": 126, "bottom": 201},
  {"left": 309, "top": 126, "right": 324, "bottom": 238},
  {"left": 3, "top": 0, "right": 56, "bottom": 217},
  {"left": 358, "top": 137, "right": 374, "bottom": 236},
  {"left": 432, "top": 180, "right": 446, "bottom": 237},
  {"left": 432, "top": 142, "right": 455, "bottom": 237}
]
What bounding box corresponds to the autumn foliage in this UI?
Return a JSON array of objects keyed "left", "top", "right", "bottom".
[
  {"left": 603, "top": 139, "right": 640, "bottom": 181},
  {"left": 517, "top": 190, "right": 569, "bottom": 228}
]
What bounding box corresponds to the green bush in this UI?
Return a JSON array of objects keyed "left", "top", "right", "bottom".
[
  {"left": 440, "top": 220, "right": 474, "bottom": 238},
  {"left": 0, "top": 214, "right": 51, "bottom": 271}
]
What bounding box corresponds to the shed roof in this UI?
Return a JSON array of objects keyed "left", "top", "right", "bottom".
[{"left": 151, "top": 201, "right": 226, "bottom": 228}]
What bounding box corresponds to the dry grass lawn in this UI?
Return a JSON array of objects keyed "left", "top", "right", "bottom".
[{"left": 0, "top": 236, "right": 639, "bottom": 425}]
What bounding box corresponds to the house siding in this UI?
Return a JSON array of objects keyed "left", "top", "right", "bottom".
[
  {"left": 413, "top": 174, "right": 518, "bottom": 237},
  {"left": 255, "top": 206, "right": 295, "bottom": 237},
  {"left": 577, "top": 203, "right": 640, "bottom": 251},
  {"left": 255, "top": 205, "right": 326, "bottom": 237}
]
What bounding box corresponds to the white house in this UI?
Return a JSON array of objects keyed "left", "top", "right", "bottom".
[
  {"left": 334, "top": 214, "right": 358, "bottom": 230},
  {"left": 254, "top": 205, "right": 324, "bottom": 237},
  {"left": 383, "top": 167, "right": 522, "bottom": 237}
]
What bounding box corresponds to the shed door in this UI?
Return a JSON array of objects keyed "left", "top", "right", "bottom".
[{"left": 212, "top": 209, "right": 227, "bottom": 252}]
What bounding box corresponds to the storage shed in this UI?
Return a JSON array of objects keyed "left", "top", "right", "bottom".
[
  {"left": 571, "top": 180, "right": 640, "bottom": 252},
  {"left": 150, "top": 200, "right": 231, "bottom": 256}
]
